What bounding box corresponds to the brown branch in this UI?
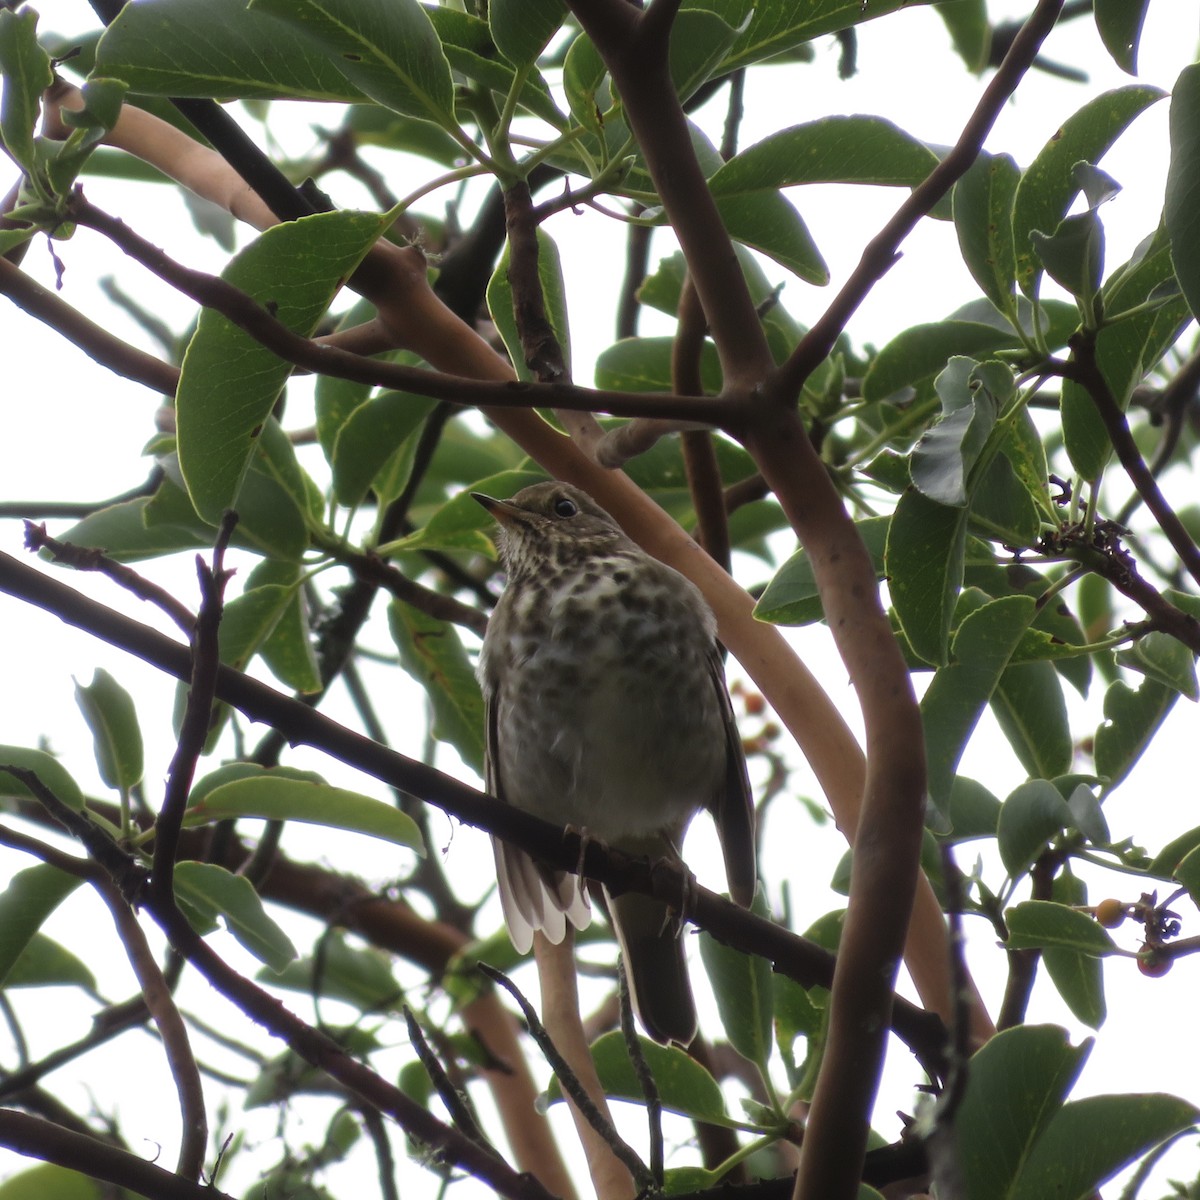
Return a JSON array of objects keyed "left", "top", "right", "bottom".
[
  {"left": 25, "top": 521, "right": 196, "bottom": 634},
  {"left": 152, "top": 520, "right": 236, "bottom": 904},
  {"left": 566, "top": 0, "right": 774, "bottom": 388},
  {"left": 1061, "top": 334, "right": 1200, "bottom": 589},
  {"left": 96, "top": 878, "right": 207, "bottom": 1179},
  {"left": 0, "top": 254, "right": 180, "bottom": 394},
  {"left": 324, "top": 544, "right": 488, "bottom": 637},
  {"left": 0, "top": 1108, "right": 233, "bottom": 1200},
  {"left": 676, "top": 280, "right": 731, "bottom": 571},
  {"left": 66, "top": 195, "right": 734, "bottom": 425},
  {"left": 776, "top": 0, "right": 1068, "bottom": 400}
]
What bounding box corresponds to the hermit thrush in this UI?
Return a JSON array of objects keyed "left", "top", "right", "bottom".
[{"left": 474, "top": 481, "right": 756, "bottom": 1045}]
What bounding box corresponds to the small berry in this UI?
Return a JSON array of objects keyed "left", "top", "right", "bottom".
[
  {"left": 1137, "top": 949, "right": 1173, "bottom": 978},
  {"left": 1094, "top": 898, "right": 1125, "bottom": 928},
  {"left": 743, "top": 692, "right": 766, "bottom": 716}
]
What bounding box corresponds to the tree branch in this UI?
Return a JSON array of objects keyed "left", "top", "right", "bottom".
[{"left": 776, "top": 0, "right": 1067, "bottom": 400}]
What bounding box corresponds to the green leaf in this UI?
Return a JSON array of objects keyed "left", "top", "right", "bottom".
[
  {"left": 1094, "top": 676, "right": 1178, "bottom": 794},
  {"left": 953, "top": 151, "right": 1021, "bottom": 315},
  {"left": 95, "top": 0, "right": 368, "bottom": 101},
  {"left": 176, "top": 209, "right": 389, "bottom": 524},
  {"left": 921, "top": 595, "right": 1035, "bottom": 814},
  {"left": 0, "top": 8, "right": 54, "bottom": 174},
  {"left": 174, "top": 860, "right": 297, "bottom": 972},
  {"left": 0, "top": 865, "right": 84, "bottom": 987},
  {"left": 954, "top": 1024, "right": 1091, "bottom": 1200},
  {"left": 1116, "top": 631, "right": 1199, "bottom": 700},
  {"left": 713, "top": 189, "right": 828, "bottom": 286},
  {"left": 73, "top": 668, "right": 144, "bottom": 793},
  {"left": 755, "top": 516, "right": 890, "bottom": 626},
  {"left": 0, "top": 1164, "right": 102, "bottom": 1200},
  {"left": 718, "top": 0, "right": 939, "bottom": 74},
  {"left": 698, "top": 892, "right": 774, "bottom": 1072},
  {"left": 246, "top": 560, "right": 323, "bottom": 695},
  {"left": 431, "top": 8, "right": 563, "bottom": 128},
  {"left": 263, "top": 930, "right": 402, "bottom": 1009},
  {"left": 0, "top": 747, "right": 86, "bottom": 812},
  {"left": 595, "top": 337, "right": 723, "bottom": 395},
  {"left": 1030, "top": 209, "right": 1105, "bottom": 305},
  {"left": 971, "top": 453, "right": 1042, "bottom": 547},
  {"left": 862, "top": 322, "right": 1015, "bottom": 404},
  {"left": 388, "top": 601, "right": 486, "bottom": 775},
  {"left": 1012, "top": 85, "right": 1164, "bottom": 298},
  {"left": 1094, "top": 0, "right": 1150, "bottom": 75},
  {"left": 1042, "top": 871, "right": 1106, "bottom": 1030},
  {"left": 709, "top": 117, "right": 939, "bottom": 194},
  {"left": 489, "top": 0, "right": 564, "bottom": 69},
  {"left": 386, "top": 468, "right": 545, "bottom": 557},
  {"left": 910, "top": 357, "right": 1002, "bottom": 507},
  {"left": 1061, "top": 223, "right": 1190, "bottom": 479},
  {"left": 58, "top": 496, "right": 207, "bottom": 562},
  {"left": 668, "top": 9, "right": 741, "bottom": 103},
  {"left": 946, "top": 776, "right": 1002, "bottom": 841},
  {"left": 1167, "top": 65, "right": 1200, "bottom": 326},
  {"left": 249, "top": 0, "right": 456, "bottom": 127},
  {"left": 333, "top": 389, "right": 438, "bottom": 507},
  {"left": 545, "top": 1031, "right": 733, "bottom": 1125},
  {"left": 486, "top": 225, "right": 572, "bottom": 382},
  {"left": 997, "top": 780, "right": 1072, "bottom": 878},
  {"left": 1013, "top": 1093, "right": 1200, "bottom": 1200},
  {"left": 3, "top": 932, "right": 97, "bottom": 991},
  {"left": 44, "top": 76, "right": 127, "bottom": 195},
  {"left": 184, "top": 775, "right": 425, "bottom": 853},
  {"left": 935, "top": 0, "right": 990, "bottom": 74},
  {"left": 990, "top": 662, "right": 1073, "bottom": 780},
  {"left": 1005, "top": 900, "right": 1117, "bottom": 956},
  {"left": 886, "top": 490, "right": 971, "bottom": 666}
]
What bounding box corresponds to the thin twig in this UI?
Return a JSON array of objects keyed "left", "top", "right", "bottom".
[
  {"left": 402, "top": 1006, "right": 499, "bottom": 1158},
  {"left": 152, "top": 515, "right": 238, "bottom": 904},
  {"left": 480, "top": 964, "right": 652, "bottom": 1190},
  {"left": 1059, "top": 335, "right": 1200, "bottom": 589},
  {"left": 617, "top": 960, "right": 663, "bottom": 1186},
  {"left": 24, "top": 521, "right": 195, "bottom": 634},
  {"left": 777, "top": 0, "right": 1069, "bottom": 401}
]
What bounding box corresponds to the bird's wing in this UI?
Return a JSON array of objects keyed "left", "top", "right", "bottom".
[
  {"left": 709, "top": 644, "right": 757, "bottom": 908},
  {"left": 484, "top": 684, "right": 590, "bottom": 949}
]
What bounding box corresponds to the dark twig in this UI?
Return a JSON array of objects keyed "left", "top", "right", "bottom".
[
  {"left": 676, "top": 279, "right": 731, "bottom": 571},
  {"left": 96, "top": 875, "right": 207, "bottom": 1179},
  {"left": 0, "top": 1108, "right": 235, "bottom": 1200},
  {"left": 615, "top": 218, "right": 651, "bottom": 340},
  {"left": 402, "top": 1007, "right": 498, "bottom": 1158},
  {"left": 1059, "top": 337, "right": 1200, "bottom": 589},
  {"left": 617, "top": 959, "right": 663, "bottom": 1186},
  {"left": 480, "top": 964, "right": 653, "bottom": 1190},
  {"left": 152, "top": 514, "right": 238, "bottom": 904},
  {"left": 777, "top": 0, "right": 1068, "bottom": 401},
  {"left": 1, "top": 468, "right": 164, "bottom": 522},
  {"left": 69, "top": 195, "right": 733, "bottom": 425},
  {"left": 0, "top": 255, "right": 180, "bottom": 395},
  {"left": 24, "top": 521, "right": 195, "bottom": 634}
]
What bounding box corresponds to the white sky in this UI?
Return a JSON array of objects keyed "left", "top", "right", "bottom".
[{"left": 4, "top": 2, "right": 1200, "bottom": 1197}]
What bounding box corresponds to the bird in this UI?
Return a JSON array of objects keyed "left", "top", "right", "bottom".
[{"left": 473, "top": 481, "right": 756, "bottom": 1045}]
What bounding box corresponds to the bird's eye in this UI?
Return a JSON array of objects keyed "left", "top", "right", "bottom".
[{"left": 553, "top": 497, "right": 578, "bottom": 518}]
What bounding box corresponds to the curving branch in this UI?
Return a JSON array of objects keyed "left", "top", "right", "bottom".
[
  {"left": 776, "top": 0, "right": 1068, "bottom": 400},
  {"left": 0, "top": 1108, "right": 232, "bottom": 1200},
  {"left": 1059, "top": 335, "right": 1200, "bottom": 589}
]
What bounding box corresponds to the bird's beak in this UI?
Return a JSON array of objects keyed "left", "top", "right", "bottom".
[{"left": 471, "top": 492, "right": 524, "bottom": 527}]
